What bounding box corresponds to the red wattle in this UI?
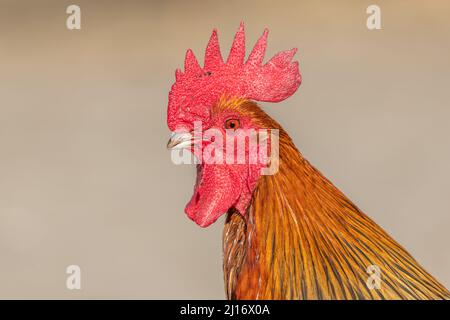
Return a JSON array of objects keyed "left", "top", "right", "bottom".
[{"left": 185, "top": 164, "right": 241, "bottom": 227}]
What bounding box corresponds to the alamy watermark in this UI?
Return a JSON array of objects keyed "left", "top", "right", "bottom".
[
  {"left": 66, "top": 264, "right": 81, "bottom": 290},
  {"left": 366, "top": 5, "right": 381, "bottom": 30},
  {"left": 366, "top": 264, "right": 382, "bottom": 290},
  {"left": 169, "top": 121, "right": 279, "bottom": 175},
  {"left": 66, "top": 5, "right": 81, "bottom": 30}
]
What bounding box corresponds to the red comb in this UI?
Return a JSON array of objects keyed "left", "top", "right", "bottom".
[{"left": 167, "top": 23, "right": 301, "bottom": 131}]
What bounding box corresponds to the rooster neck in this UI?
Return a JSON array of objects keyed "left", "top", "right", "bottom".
[{"left": 223, "top": 129, "right": 450, "bottom": 300}]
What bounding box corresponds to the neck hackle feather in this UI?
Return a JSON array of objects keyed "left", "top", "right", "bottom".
[{"left": 223, "top": 101, "right": 450, "bottom": 300}]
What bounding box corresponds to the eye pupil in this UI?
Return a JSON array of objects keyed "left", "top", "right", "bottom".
[{"left": 225, "top": 119, "right": 240, "bottom": 130}]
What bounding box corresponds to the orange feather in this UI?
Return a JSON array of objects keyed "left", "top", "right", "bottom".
[{"left": 221, "top": 99, "right": 450, "bottom": 300}]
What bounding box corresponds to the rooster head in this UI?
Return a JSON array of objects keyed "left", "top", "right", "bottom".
[{"left": 167, "top": 23, "right": 301, "bottom": 227}]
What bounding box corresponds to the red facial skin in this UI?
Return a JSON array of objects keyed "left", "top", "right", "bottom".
[
  {"left": 167, "top": 24, "right": 300, "bottom": 227},
  {"left": 184, "top": 112, "right": 265, "bottom": 227}
]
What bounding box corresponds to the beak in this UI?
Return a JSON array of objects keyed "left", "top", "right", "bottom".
[{"left": 167, "top": 132, "right": 194, "bottom": 150}]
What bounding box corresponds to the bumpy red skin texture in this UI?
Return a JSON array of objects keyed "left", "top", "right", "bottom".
[
  {"left": 185, "top": 163, "right": 261, "bottom": 227},
  {"left": 185, "top": 111, "right": 265, "bottom": 227},
  {"left": 167, "top": 23, "right": 301, "bottom": 132},
  {"left": 167, "top": 23, "right": 301, "bottom": 227}
]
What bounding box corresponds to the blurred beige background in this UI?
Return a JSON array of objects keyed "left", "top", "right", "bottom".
[{"left": 0, "top": 0, "right": 449, "bottom": 299}]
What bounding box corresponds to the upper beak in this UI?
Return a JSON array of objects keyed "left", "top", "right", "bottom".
[{"left": 167, "top": 132, "right": 193, "bottom": 150}]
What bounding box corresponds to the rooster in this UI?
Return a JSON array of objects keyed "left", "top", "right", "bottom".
[{"left": 166, "top": 23, "right": 450, "bottom": 300}]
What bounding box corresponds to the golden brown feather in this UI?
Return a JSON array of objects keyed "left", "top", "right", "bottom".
[{"left": 222, "top": 100, "right": 450, "bottom": 300}]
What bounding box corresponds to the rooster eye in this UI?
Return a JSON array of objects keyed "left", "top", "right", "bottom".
[{"left": 224, "top": 119, "right": 240, "bottom": 130}]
